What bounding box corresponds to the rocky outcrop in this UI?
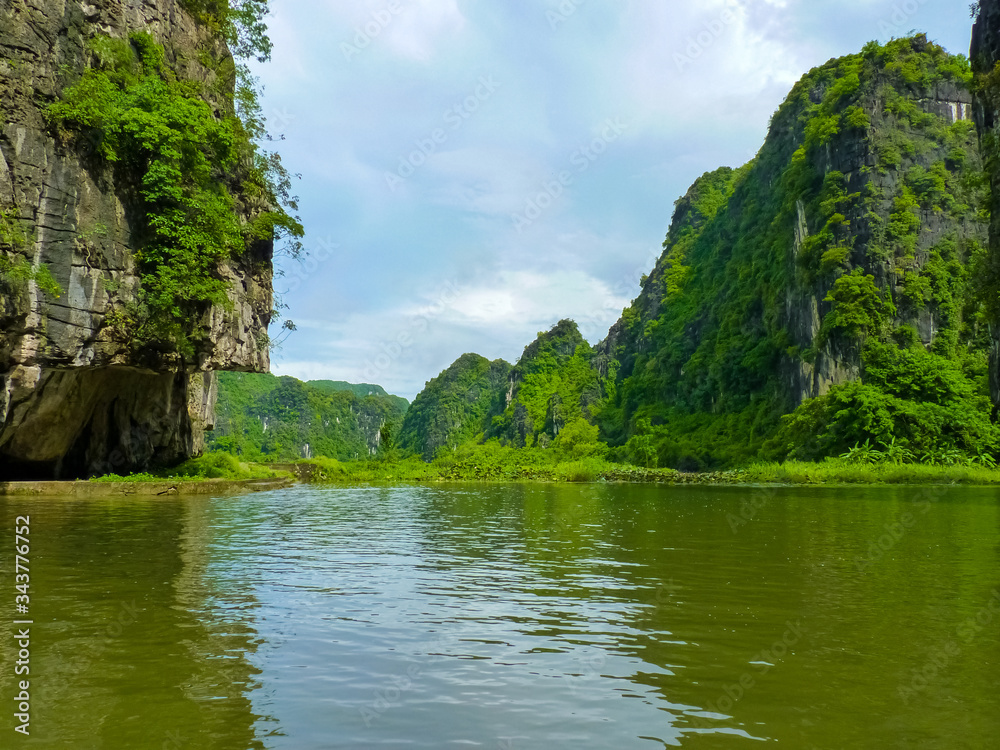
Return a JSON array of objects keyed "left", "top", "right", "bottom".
[
  {"left": 398, "top": 353, "right": 512, "bottom": 460},
  {"left": 600, "top": 36, "right": 986, "bottom": 412},
  {"left": 972, "top": 0, "right": 1000, "bottom": 415},
  {"left": 0, "top": 0, "right": 273, "bottom": 478}
]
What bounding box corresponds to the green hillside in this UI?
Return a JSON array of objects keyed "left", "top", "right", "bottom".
[
  {"left": 397, "top": 354, "right": 511, "bottom": 460},
  {"left": 402, "top": 36, "right": 997, "bottom": 471},
  {"left": 598, "top": 35, "right": 993, "bottom": 468},
  {"left": 210, "top": 372, "right": 408, "bottom": 462}
]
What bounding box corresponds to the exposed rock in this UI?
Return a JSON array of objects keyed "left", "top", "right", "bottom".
[
  {"left": 397, "top": 353, "right": 512, "bottom": 460},
  {"left": 0, "top": 0, "right": 273, "bottom": 478},
  {"left": 600, "top": 37, "right": 986, "bottom": 409},
  {"left": 973, "top": 0, "right": 1000, "bottom": 415}
]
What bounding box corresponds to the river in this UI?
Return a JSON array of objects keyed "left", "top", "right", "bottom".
[{"left": 1, "top": 483, "right": 998, "bottom": 748}]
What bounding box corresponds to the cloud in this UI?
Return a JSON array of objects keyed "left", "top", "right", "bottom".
[{"left": 258, "top": 0, "right": 975, "bottom": 399}]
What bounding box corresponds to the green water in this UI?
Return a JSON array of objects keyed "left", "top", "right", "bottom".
[{"left": 1, "top": 484, "right": 998, "bottom": 748}]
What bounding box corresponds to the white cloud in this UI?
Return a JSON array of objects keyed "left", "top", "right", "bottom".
[
  {"left": 381, "top": 0, "right": 467, "bottom": 61},
  {"left": 258, "top": 0, "right": 974, "bottom": 399}
]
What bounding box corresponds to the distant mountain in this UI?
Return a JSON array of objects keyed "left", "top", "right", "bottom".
[
  {"left": 397, "top": 353, "right": 512, "bottom": 460},
  {"left": 307, "top": 380, "right": 410, "bottom": 413},
  {"left": 209, "top": 373, "right": 409, "bottom": 461},
  {"left": 400, "top": 36, "right": 998, "bottom": 469},
  {"left": 397, "top": 321, "right": 602, "bottom": 459}
]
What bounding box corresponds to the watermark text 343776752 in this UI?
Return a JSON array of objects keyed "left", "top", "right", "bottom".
[{"left": 12, "top": 514, "right": 32, "bottom": 737}]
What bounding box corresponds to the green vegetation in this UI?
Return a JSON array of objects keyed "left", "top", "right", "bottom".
[
  {"left": 90, "top": 453, "right": 287, "bottom": 482},
  {"left": 198, "top": 35, "right": 999, "bottom": 487},
  {"left": 592, "top": 35, "right": 992, "bottom": 470},
  {"left": 488, "top": 320, "right": 603, "bottom": 447},
  {"left": 300, "top": 441, "right": 678, "bottom": 484},
  {"left": 735, "top": 459, "right": 1000, "bottom": 485},
  {"left": 210, "top": 372, "right": 408, "bottom": 462},
  {"left": 0, "top": 209, "right": 62, "bottom": 298},
  {"left": 308, "top": 380, "right": 409, "bottom": 412},
  {"left": 398, "top": 353, "right": 512, "bottom": 459},
  {"left": 294, "top": 448, "right": 1000, "bottom": 487},
  {"left": 47, "top": 6, "right": 301, "bottom": 356}
]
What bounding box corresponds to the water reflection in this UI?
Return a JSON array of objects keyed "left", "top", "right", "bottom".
[
  {"left": 0, "top": 495, "right": 270, "bottom": 749},
  {"left": 1, "top": 484, "right": 999, "bottom": 748}
]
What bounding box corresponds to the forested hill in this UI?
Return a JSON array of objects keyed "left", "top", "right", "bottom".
[
  {"left": 308, "top": 380, "right": 409, "bottom": 413},
  {"left": 209, "top": 373, "right": 409, "bottom": 462},
  {"left": 397, "top": 353, "right": 512, "bottom": 460},
  {"left": 599, "top": 34, "right": 991, "bottom": 468},
  {"left": 405, "top": 36, "right": 997, "bottom": 471}
]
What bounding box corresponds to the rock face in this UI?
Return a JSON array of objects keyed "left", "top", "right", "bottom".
[
  {"left": 592, "top": 37, "right": 986, "bottom": 459},
  {"left": 972, "top": 0, "right": 1000, "bottom": 414},
  {"left": 398, "top": 353, "right": 512, "bottom": 460},
  {"left": 0, "top": 0, "right": 273, "bottom": 478},
  {"left": 486, "top": 319, "right": 601, "bottom": 447},
  {"left": 401, "top": 321, "right": 602, "bottom": 457},
  {"left": 601, "top": 37, "right": 985, "bottom": 411}
]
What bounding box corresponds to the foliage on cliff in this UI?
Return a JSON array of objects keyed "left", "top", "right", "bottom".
[
  {"left": 0, "top": 210, "right": 62, "bottom": 298},
  {"left": 398, "top": 37, "right": 995, "bottom": 472},
  {"left": 397, "top": 353, "right": 512, "bottom": 460},
  {"left": 209, "top": 372, "right": 408, "bottom": 462},
  {"left": 308, "top": 380, "right": 410, "bottom": 412},
  {"left": 47, "top": 3, "right": 302, "bottom": 357},
  {"left": 594, "top": 35, "right": 994, "bottom": 469},
  {"left": 487, "top": 320, "right": 603, "bottom": 447}
]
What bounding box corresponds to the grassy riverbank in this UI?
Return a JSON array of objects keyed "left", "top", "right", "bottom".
[
  {"left": 86, "top": 446, "right": 1000, "bottom": 487},
  {"left": 295, "top": 455, "right": 680, "bottom": 484},
  {"left": 731, "top": 460, "right": 1000, "bottom": 485},
  {"left": 289, "top": 453, "right": 1000, "bottom": 486},
  {"left": 90, "top": 453, "right": 291, "bottom": 483}
]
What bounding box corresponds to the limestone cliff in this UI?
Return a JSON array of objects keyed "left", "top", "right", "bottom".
[
  {"left": 972, "top": 0, "right": 1000, "bottom": 414},
  {"left": 0, "top": 0, "right": 274, "bottom": 478},
  {"left": 405, "top": 36, "right": 996, "bottom": 468},
  {"left": 398, "top": 353, "right": 512, "bottom": 460},
  {"left": 601, "top": 36, "right": 985, "bottom": 412},
  {"left": 591, "top": 35, "right": 990, "bottom": 464}
]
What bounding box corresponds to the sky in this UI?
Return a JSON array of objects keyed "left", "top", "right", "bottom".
[{"left": 252, "top": 0, "right": 975, "bottom": 401}]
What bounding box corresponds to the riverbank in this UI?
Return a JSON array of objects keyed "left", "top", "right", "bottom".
[
  {"left": 284, "top": 456, "right": 1000, "bottom": 486},
  {"left": 0, "top": 477, "right": 293, "bottom": 497}
]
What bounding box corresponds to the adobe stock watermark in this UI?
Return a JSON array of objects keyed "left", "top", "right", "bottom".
[
  {"left": 363, "top": 280, "right": 462, "bottom": 381},
  {"left": 684, "top": 620, "right": 806, "bottom": 731},
  {"left": 341, "top": 1, "right": 406, "bottom": 63},
  {"left": 385, "top": 76, "right": 502, "bottom": 192},
  {"left": 674, "top": 6, "right": 739, "bottom": 71},
  {"left": 547, "top": 0, "right": 586, "bottom": 30},
  {"left": 853, "top": 485, "right": 948, "bottom": 574},
  {"left": 360, "top": 633, "right": 455, "bottom": 727},
  {"left": 283, "top": 236, "right": 340, "bottom": 295},
  {"left": 511, "top": 117, "right": 629, "bottom": 233},
  {"left": 270, "top": 107, "right": 296, "bottom": 132},
  {"left": 897, "top": 589, "right": 1000, "bottom": 705},
  {"left": 727, "top": 485, "right": 779, "bottom": 534},
  {"left": 878, "top": 0, "right": 932, "bottom": 38},
  {"left": 570, "top": 246, "right": 662, "bottom": 336},
  {"left": 360, "top": 663, "right": 423, "bottom": 727}
]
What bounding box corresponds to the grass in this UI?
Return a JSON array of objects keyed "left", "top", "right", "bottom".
[
  {"left": 733, "top": 459, "right": 1000, "bottom": 485},
  {"left": 90, "top": 453, "right": 291, "bottom": 483},
  {"left": 296, "top": 455, "right": 680, "bottom": 484},
  {"left": 95, "top": 448, "right": 1000, "bottom": 487},
  {"left": 292, "top": 455, "right": 1000, "bottom": 486}
]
